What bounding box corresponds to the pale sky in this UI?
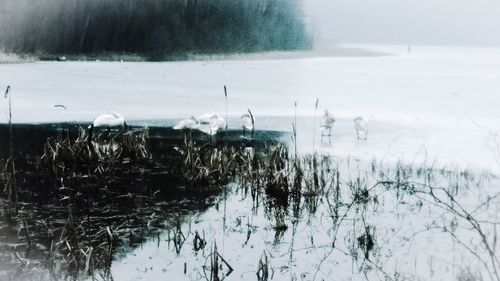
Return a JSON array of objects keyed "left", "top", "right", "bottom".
[{"left": 303, "top": 0, "right": 500, "bottom": 46}]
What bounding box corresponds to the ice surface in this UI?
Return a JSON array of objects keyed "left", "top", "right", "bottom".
[{"left": 0, "top": 45, "right": 499, "bottom": 172}]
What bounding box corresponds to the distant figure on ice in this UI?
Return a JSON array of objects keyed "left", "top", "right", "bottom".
[
  {"left": 320, "top": 110, "right": 336, "bottom": 144},
  {"left": 353, "top": 116, "right": 368, "bottom": 140}
]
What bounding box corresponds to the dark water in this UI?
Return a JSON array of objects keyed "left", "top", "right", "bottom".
[
  {"left": 0, "top": 123, "right": 499, "bottom": 281},
  {"left": 0, "top": 124, "right": 286, "bottom": 280}
]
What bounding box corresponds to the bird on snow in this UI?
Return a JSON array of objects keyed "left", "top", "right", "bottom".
[
  {"left": 353, "top": 116, "right": 368, "bottom": 140},
  {"left": 320, "top": 110, "right": 336, "bottom": 144}
]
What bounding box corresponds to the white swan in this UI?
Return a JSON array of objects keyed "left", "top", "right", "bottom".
[
  {"left": 197, "top": 112, "right": 226, "bottom": 135},
  {"left": 173, "top": 116, "right": 200, "bottom": 130},
  {"left": 320, "top": 110, "right": 336, "bottom": 144},
  {"left": 88, "top": 112, "right": 127, "bottom": 145},
  {"left": 93, "top": 112, "right": 126, "bottom": 128},
  {"left": 353, "top": 116, "right": 368, "bottom": 140},
  {"left": 241, "top": 110, "right": 255, "bottom": 137}
]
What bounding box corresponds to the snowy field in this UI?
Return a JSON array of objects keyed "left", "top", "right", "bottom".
[{"left": 0, "top": 44, "right": 499, "bottom": 172}]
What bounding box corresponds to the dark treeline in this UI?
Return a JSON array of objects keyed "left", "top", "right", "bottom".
[{"left": 0, "top": 0, "right": 311, "bottom": 60}]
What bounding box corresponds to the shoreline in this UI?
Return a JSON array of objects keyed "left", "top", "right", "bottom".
[{"left": 0, "top": 45, "right": 388, "bottom": 64}]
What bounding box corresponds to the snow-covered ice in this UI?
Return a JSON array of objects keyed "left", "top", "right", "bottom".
[{"left": 0, "top": 45, "right": 499, "bottom": 172}]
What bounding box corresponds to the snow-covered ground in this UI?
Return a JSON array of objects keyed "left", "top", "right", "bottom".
[{"left": 0, "top": 45, "right": 499, "bottom": 172}]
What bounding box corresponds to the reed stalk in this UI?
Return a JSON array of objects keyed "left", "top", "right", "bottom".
[
  {"left": 4, "top": 85, "right": 17, "bottom": 215},
  {"left": 224, "top": 85, "right": 228, "bottom": 130}
]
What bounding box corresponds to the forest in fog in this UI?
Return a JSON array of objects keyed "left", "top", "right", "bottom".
[{"left": 0, "top": 0, "right": 310, "bottom": 60}]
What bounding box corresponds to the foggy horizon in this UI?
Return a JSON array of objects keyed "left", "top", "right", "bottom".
[
  {"left": 2, "top": 0, "right": 500, "bottom": 52},
  {"left": 304, "top": 0, "right": 500, "bottom": 47}
]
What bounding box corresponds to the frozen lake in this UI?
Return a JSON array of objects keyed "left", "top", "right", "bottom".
[
  {"left": 1, "top": 45, "right": 499, "bottom": 172},
  {"left": 1, "top": 45, "right": 500, "bottom": 281}
]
